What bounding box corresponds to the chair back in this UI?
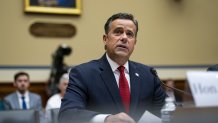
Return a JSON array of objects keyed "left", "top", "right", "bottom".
[
  {"left": 50, "top": 108, "right": 60, "bottom": 123},
  {"left": 0, "top": 109, "right": 39, "bottom": 123}
]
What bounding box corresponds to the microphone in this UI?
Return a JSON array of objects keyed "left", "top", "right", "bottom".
[{"left": 150, "top": 68, "right": 192, "bottom": 96}]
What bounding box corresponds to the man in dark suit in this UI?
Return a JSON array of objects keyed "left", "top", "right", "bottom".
[
  {"left": 59, "top": 13, "right": 166, "bottom": 123},
  {"left": 3, "top": 71, "right": 42, "bottom": 111}
]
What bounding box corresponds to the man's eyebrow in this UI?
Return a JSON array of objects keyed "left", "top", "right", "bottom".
[{"left": 114, "top": 27, "right": 123, "bottom": 29}]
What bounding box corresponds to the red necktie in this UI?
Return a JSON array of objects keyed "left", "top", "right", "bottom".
[{"left": 118, "top": 66, "right": 130, "bottom": 113}]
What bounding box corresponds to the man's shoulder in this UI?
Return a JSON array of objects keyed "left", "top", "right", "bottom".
[
  {"left": 81, "top": 59, "right": 100, "bottom": 67},
  {"left": 72, "top": 59, "right": 101, "bottom": 70},
  {"left": 129, "top": 61, "right": 155, "bottom": 76},
  {"left": 129, "top": 60, "right": 151, "bottom": 69},
  {"left": 4, "top": 92, "right": 16, "bottom": 100},
  {"left": 29, "top": 92, "right": 41, "bottom": 99}
]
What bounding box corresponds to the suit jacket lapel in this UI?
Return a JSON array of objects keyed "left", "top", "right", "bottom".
[
  {"left": 129, "top": 62, "right": 141, "bottom": 115},
  {"left": 13, "top": 92, "right": 20, "bottom": 109},
  {"left": 99, "top": 54, "right": 124, "bottom": 112},
  {"left": 29, "top": 93, "right": 34, "bottom": 109}
]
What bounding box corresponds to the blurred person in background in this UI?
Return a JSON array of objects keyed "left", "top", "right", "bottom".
[
  {"left": 165, "top": 79, "right": 183, "bottom": 104},
  {"left": 46, "top": 73, "right": 69, "bottom": 109},
  {"left": 165, "top": 79, "right": 176, "bottom": 101},
  {"left": 45, "top": 73, "right": 69, "bottom": 123},
  {"left": 3, "top": 71, "right": 42, "bottom": 110}
]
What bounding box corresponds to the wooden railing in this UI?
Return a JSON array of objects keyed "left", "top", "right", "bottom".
[{"left": 0, "top": 79, "right": 193, "bottom": 108}]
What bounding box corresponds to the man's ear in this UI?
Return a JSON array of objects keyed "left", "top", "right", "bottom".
[
  {"left": 103, "top": 34, "right": 108, "bottom": 44},
  {"left": 103, "top": 34, "right": 107, "bottom": 42},
  {"left": 103, "top": 35, "right": 107, "bottom": 50}
]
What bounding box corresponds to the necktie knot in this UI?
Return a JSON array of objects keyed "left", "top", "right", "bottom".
[
  {"left": 118, "top": 66, "right": 125, "bottom": 73},
  {"left": 21, "top": 96, "right": 25, "bottom": 100}
]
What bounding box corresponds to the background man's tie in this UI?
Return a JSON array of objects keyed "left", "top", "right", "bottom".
[
  {"left": 21, "top": 96, "right": 27, "bottom": 110},
  {"left": 118, "top": 66, "right": 130, "bottom": 113}
]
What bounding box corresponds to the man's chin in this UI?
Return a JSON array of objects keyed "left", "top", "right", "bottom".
[
  {"left": 18, "top": 89, "right": 27, "bottom": 93},
  {"left": 116, "top": 50, "right": 129, "bottom": 55},
  {"left": 115, "top": 52, "right": 130, "bottom": 59}
]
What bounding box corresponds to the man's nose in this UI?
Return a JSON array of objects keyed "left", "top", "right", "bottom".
[
  {"left": 122, "top": 32, "right": 128, "bottom": 38},
  {"left": 20, "top": 81, "right": 26, "bottom": 84},
  {"left": 120, "top": 33, "right": 128, "bottom": 43}
]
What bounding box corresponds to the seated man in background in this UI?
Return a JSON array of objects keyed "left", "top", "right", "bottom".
[{"left": 3, "top": 71, "right": 42, "bottom": 111}]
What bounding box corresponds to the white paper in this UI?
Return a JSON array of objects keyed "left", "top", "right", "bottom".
[{"left": 138, "top": 110, "right": 161, "bottom": 123}]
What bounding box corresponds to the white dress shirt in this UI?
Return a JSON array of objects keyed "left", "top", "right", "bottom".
[
  {"left": 46, "top": 94, "right": 62, "bottom": 123},
  {"left": 106, "top": 54, "right": 130, "bottom": 89},
  {"left": 16, "top": 91, "right": 30, "bottom": 109},
  {"left": 45, "top": 94, "right": 62, "bottom": 110},
  {"left": 91, "top": 54, "right": 131, "bottom": 123}
]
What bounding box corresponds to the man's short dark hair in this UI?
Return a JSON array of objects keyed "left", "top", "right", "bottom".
[
  {"left": 104, "top": 13, "right": 138, "bottom": 36},
  {"left": 14, "top": 71, "right": 29, "bottom": 81}
]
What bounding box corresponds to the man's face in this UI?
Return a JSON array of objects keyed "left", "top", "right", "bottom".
[
  {"left": 14, "top": 75, "right": 30, "bottom": 94},
  {"left": 103, "top": 19, "right": 137, "bottom": 62},
  {"left": 58, "top": 79, "right": 69, "bottom": 94}
]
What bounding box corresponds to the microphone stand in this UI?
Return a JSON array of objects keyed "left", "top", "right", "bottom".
[{"left": 150, "top": 68, "right": 192, "bottom": 96}]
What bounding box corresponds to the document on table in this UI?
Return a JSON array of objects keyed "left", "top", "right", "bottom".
[{"left": 138, "top": 110, "right": 161, "bottom": 123}]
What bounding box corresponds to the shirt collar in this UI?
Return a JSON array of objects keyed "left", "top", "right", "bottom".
[
  {"left": 106, "top": 53, "right": 129, "bottom": 73},
  {"left": 16, "top": 90, "right": 29, "bottom": 98}
]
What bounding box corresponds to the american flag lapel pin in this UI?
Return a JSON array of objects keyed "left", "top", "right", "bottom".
[{"left": 135, "top": 73, "right": 139, "bottom": 77}]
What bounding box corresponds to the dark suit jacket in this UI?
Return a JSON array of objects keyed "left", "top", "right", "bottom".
[
  {"left": 3, "top": 92, "right": 42, "bottom": 111},
  {"left": 59, "top": 54, "right": 166, "bottom": 123}
]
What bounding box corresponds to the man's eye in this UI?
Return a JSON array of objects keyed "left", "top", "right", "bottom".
[
  {"left": 127, "top": 32, "right": 134, "bottom": 38},
  {"left": 114, "top": 30, "right": 123, "bottom": 35}
]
